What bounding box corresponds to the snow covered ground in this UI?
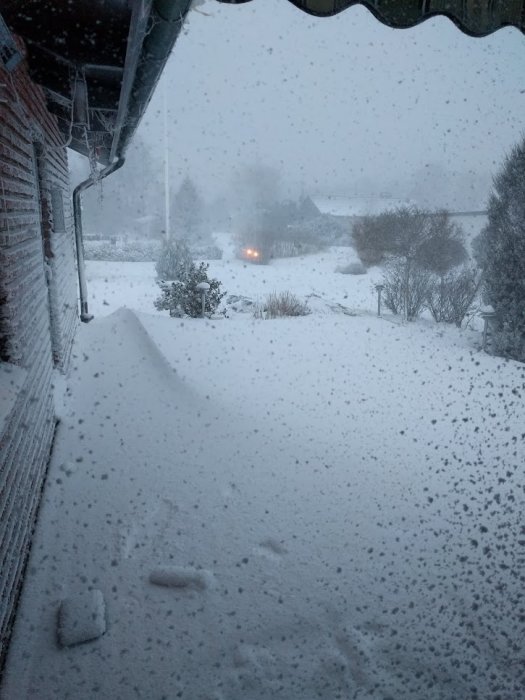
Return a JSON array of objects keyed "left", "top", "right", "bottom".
[
  {"left": 83, "top": 235, "right": 377, "bottom": 318},
  {"left": 2, "top": 240, "right": 524, "bottom": 699}
]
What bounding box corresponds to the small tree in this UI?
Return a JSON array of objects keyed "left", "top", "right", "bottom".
[
  {"left": 154, "top": 261, "right": 225, "bottom": 318},
  {"left": 172, "top": 176, "right": 205, "bottom": 242},
  {"left": 155, "top": 238, "right": 193, "bottom": 280},
  {"left": 475, "top": 137, "right": 525, "bottom": 360}
]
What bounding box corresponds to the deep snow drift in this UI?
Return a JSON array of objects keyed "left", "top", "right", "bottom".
[{"left": 2, "top": 244, "right": 524, "bottom": 700}]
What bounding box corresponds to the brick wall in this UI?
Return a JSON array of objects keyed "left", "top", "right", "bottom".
[{"left": 0, "top": 39, "right": 78, "bottom": 666}]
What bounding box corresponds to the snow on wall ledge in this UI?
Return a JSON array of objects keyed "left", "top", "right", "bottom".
[{"left": 0, "top": 36, "right": 77, "bottom": 670}]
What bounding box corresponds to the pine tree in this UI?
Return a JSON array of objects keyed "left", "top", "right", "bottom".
[
  {"left": 477, "top": 138, "right": 525, "bottom": 361},
  {"left": 172, "top": 176, "right": 204, "bottom": 242}
]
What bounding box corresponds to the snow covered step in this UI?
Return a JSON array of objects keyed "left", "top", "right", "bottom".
[{"left": 57, "top": 590, "right": 106, "bottom": 647}]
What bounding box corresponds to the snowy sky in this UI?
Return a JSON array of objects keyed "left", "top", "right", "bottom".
[{"left": 135, "top": 0, "right": 525, "bottom": 204}]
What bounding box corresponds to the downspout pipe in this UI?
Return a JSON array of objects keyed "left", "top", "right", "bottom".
[{"left": 73, "top": 157, "right": 125, "bottom": 322}]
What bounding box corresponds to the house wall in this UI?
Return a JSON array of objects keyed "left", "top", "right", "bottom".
[{"left": 0, "top": 40, "right": 78, "bottom": 666}]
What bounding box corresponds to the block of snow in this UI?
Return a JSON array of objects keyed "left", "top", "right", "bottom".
[
  {"left": 149, "top": 567, "right": 212, "bottom": 590},
  {"left": 57, "top": 589, "right": 106, "bottom": 647}
]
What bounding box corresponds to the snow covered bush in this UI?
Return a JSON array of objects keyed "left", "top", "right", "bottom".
[
  {"left": 475, "top": 137, "right": 525, "bottom": 361},
  {"left": 190, "top": 244, "right": 223, "bottom": 260},
  {"left": 336, "top": 261, "right": 366, "bottom": 275},
  {"left": 377, "top": 209, "right": 469, "bottom": 322},
  {"left": 271, "top": 240, "right": 321, "bottom": 258},
  {"left": 258, "top": 291, "right": 310, "bottom": 319},
  {"left": 224, "top": 294, "right": 255, "bottom": 314},
  {"left": 417, "top": 211, "right": 467, "bottom": 276},
  {"left": 155, "top": 238, "right": 194, "bottom": 281},
  {"left": 84, "top": 240, "right": 161, "bottom": 262},
  {"left": 154, "top": 261, "right": 225, "bottom": 318},
  {"left": 426, "top": 266, "right": 481, "bottom": 327},
  {"left": 353, "top": 207, "right": 466, "bottom": 271},
  {"left": 352, "top": 211, "right": 397, "bottom": 266}
]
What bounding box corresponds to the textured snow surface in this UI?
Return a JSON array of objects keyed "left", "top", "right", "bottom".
[
  {"left": 57, "top": 590, "right": 106, "bottom": 647},
  {"left": 2, "top": 243, "right": 524, "bottom": 699}
]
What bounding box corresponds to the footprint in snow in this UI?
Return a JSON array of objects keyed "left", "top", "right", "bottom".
[
  {"left": 232, "top": 643, "right": 280, "bottom": 687},
  {"left": 116, "top": 497, "right": 178, "bottom": 560},
  {"left": 255, "top": 537, "right": 288, "bottom": 560},
  {"left": 221, "top": 481, "right": 239, "bottom": 499}
]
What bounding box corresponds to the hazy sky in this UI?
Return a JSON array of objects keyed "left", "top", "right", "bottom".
[{"left": 135, "top": 0, "right": 525, "bottom": 206}]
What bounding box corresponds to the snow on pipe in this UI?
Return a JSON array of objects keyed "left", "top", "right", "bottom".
[{"left": 72, "top": 157, "right": 125, "bottom": 323}]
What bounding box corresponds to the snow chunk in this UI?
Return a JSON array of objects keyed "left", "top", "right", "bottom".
[
  {"left": 57, "top": 590, "right": 106, "bottom": 647},
  {"left": 58, "top": 461, "right": 76, "bottom": 477},
  {"left": 149, "top": 567, "right": 212, "bottom": 590}
]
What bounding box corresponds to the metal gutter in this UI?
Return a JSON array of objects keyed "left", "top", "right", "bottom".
[
  {"left": 72, "top": 157, "right": 125, "bottom": 322},
  {"left": 108, "top": 0, "right": 152, "bottom": 163},
  {"left": 113, "top": 0, "right": 193, "bottom": 160}
]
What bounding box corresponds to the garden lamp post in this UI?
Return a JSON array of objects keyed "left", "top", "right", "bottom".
[
  {"left": 480, "top": 305, "right": 497, "bottom": 352},
  {"left": 375, "top": 284, "right": 385, "bottom": 317},
  {"left": 196, "top": 281, "right": 210, "bottom": 318}
]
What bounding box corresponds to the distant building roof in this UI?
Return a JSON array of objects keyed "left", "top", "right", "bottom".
[{"left": 312, "top": 195, "right": 415, "bottom": 218}]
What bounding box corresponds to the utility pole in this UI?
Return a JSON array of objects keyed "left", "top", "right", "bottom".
[{"left": 163, "top": 80, "right": 170, "bottom": 241}]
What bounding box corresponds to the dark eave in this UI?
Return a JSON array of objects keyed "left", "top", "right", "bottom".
[
  {"left": 218, "top": 0, "right": 525, "bottom": 37},
  {"left": 2, "top": 0, "right": 192, "bottom": 165}
]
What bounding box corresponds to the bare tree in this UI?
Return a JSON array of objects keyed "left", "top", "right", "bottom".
[
  {"left": 427, "top": 266, "right": 482, "bottom": 327},
  {"left": 383, "top": 256, "right": 432, "bottom": 321}
]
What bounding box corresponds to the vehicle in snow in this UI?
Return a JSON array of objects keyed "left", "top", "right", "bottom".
[{"left": 237, "top": 245, "right": 267, "bottom": 263}]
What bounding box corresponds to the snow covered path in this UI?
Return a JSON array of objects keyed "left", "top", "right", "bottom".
[{"left": 2, "top": 301, "right": 525, "bottom": 698}]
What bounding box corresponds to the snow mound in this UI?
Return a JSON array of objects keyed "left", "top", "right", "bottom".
[
  {"left": 225, "top": 294, "right": 256, "bottom": 314},
  {"left": 91, "top": 307, "right": 197, "bottom": 403},
  {"left": 304, "top": 293, "right": 359, "bottom": 316},
  {"left": 57, "top": 590, "right": 106, "bottom": 647},
  {"left": 149, "top": 566, "right": 213, "bottom": 590},
  {"left": 107, "top": 307, "right": 177, "bottom": 376}
]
